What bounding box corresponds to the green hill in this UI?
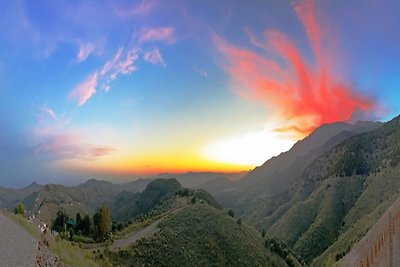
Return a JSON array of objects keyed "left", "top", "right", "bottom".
[
  {"left": 111, "top": 178, "right": 182, "bottom": 221},
  {"left": 250, "top": 115, "right": 400, "bottom": 265},
  {"left": 216, "top": 120, "right": 381, "bottom": 219},
  {"left": 106, "top": 203, "right": 302, "bottom": 267}
]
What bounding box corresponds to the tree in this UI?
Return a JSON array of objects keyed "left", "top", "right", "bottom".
[
  {"left": 237, "top": 218, "right": 242, "bottom": 225},
  {"left": 52, "top": 210, "right": 69, "bottom": 233},
  {"left": 82, "top": 214, "right": 91, "bottom": 236},
  {"left": 228, "top": 209, "right": 235, "bottom": 218},
  {"left": 191, "top": 196, "right": 197, "bottom": 204},
  {"left": 14, "top": 203, "right": 25, "bottom": 215},
  {"left": 93, "top": 206, "right": 111, "bottom": 242},
  {"left": 261, "top": 229, "right": 266, "bottom": 238},
  {"left": 75, "top": 213, "right": 83, "bottom": 234}
]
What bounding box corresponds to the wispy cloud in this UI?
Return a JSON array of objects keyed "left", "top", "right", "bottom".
[
  {"left": 40, "top": 106, "right": 58, "bottom": 121},
  {"left": 33, "top": 107, "right": 116, "bottom": 161},
  {"left": 115, "top": 0, "right": 157, "bottom": 18},
  {"left": 68, "top": 72, "right": 98, "bottom": 106},
  {"left": 34, "top": 133, "right": 115, "bottom": 160},
  {"left": 77, "top": 41, "right": 96, "bottom": 62},
  {"left": 144, "top": 48, "right": 165, "bottom": 67},
  {"left": 100, "top": 48, "right": 139, "bottom": 92},
  {"left": 100, "top": 47, "right": 123, "bottom": 76},
  {"left": 69, "top": 24, "right": 175, "bottom": 101},
  {"left": 116, "top": 48, "right": 139, "bottom": 74},
  {"left": 138, "top": 27, "right": 175, "bottom": 44},
  {"left": 193, "top": 65, "right": 208, "bottom": 78}
]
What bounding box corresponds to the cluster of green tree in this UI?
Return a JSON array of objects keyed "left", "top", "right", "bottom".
[
  {"left": 264, "top": 236, "right": 305, "bottom": 267},
  {"left": 14, "top": 202, "right": 25, "bottom": 215},
  {"left": 51, "top": 206, "right": 112, "bottom": 242}
]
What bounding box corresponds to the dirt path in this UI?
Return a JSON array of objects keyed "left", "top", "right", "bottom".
[
  {"left": 0, "top": 213, "right": 38, "bottom": 267},
  {"left": 112, "top": 217, "right": 163, "bottom": 248}
]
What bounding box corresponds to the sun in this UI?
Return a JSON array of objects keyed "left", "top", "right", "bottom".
[{"left": 203, "top": 127, "right": 295, "bottom": 166}]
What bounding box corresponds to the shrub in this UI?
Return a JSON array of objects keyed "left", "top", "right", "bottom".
[
  {"left": 14, "top": 203, "right": 25, "bottom": 215},
  {"left": 228, "top": 209, "right": 235, "bottom": 218}
]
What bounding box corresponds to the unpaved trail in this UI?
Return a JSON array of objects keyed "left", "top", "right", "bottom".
[
  {"left": 112, "top": 217, "right": 163, "bottom": 248},
  {"left": 111, "top": 206, "right": 185, "bottom": 249},
  {"left": 0, "top": 213, "right": 37, "bottom": 267}
]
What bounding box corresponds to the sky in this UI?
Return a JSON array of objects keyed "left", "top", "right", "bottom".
[{"left": 1, "top": 0, "right": 400, "bottom": 187}]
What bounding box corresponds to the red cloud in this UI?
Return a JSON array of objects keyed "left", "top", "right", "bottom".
[{"left": 214, "top": 0, "right": 376, "bottom": 137}]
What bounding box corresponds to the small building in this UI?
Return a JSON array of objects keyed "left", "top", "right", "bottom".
[{"left": 66, "top": 219, "right": 76, "bottom": 229}]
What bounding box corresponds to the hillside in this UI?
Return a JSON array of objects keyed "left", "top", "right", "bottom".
[
  {"left": 105, "top": 203, "right": 302, "bottom": 267},
  {"left": 0, "top": 178, "right": 151, "bottom": 224},
  {"left": 111, "top": 178, "right": 182, "bottom": 221},
  {"left": 0, "top": 182, "right": 43, "bottom": 211},
  {"left": 237, "top": 121, "right": 381, "bottom": 197},
  {"left": 216, "top": 121, "right": 381, "bottom": 218},
  {"left": 252, "top": 115, "right": 400, "bottom": 265}
]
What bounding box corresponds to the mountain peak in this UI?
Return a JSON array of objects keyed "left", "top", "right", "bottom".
[
  {"left": 25, "top": 181, "right": 41, "bottom": 189},
  {"left": 81, "top": 178, "right": 112, "bottom": 186}
]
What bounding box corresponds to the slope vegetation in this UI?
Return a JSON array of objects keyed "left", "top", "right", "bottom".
[
  {"left": 106, "top": 203, "right": 301, "bottom": 267},
  {"left": 254, "top": 115, "right": 400, "bottom": 265},
  {"left": 111, "top": 178, "right": 182, "bottom": 221},
  {"left": 217, "top": 121, "right": 381, "bottom": 218}
]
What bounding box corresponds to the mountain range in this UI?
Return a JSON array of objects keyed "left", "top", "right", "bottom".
[{"left": 1, "top": 115, "right": 400, "bottom": 266}]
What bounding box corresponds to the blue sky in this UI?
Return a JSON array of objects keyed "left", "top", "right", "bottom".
[{"left": 0, "top": 0, "right": 399, "bottom": 187}]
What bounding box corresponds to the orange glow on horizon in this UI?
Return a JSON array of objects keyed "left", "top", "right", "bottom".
[{"left": 50, "top": 148, "right": 255, "bottom": 177}]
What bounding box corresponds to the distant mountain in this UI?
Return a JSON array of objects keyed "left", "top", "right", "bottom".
[
  {"left": 154, "top": 171, "right": 245, "bottom": 189},
  {"left": 111, "top": 178, "right": 182, "bottom": 221},
  {"left": 198, "top": 176, "right": 234, "bottom": 196},
  {"left": 106, "top": 203, "right": 302, "bottom": 267},
  {"left": 0, "top": 181, "right": 44, "bottom": 211},
  {"left": 249, "top": 115, "right": 400, "bottom": 265}
]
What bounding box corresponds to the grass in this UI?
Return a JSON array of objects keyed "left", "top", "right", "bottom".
[
  {"left": 5, "top": 213, "right": 41, "bottom": 240},
  {"left": 47, "top": 237, "right": 102, "bottom": 267}
]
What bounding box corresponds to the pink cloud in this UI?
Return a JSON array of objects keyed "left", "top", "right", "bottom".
[
  {"left": 116, "top": 48, "right": 138, "bottom": 74},
  {"left": 34, "top": 133, "right": 115, "bottom": 160},
  {"left": 77, "top": 42, "right": 95, "bottom": 62},
  {"left": 143, "top": 48, "right": 165, "bottom": 67},
  {"left": 100, "top": 47, "right": 123, "bottom": 76},
  {"left": 68, "top": 72, "right": 98, "bottom": 106},
  {"left": 99, "top": 48, "right": 138, "bottom": 93},
  {"left": 138, "top": 27, "right": 175, "bottom": 44}
]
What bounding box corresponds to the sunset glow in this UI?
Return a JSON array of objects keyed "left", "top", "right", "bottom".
[
  {"left": 204, "top": 127, "right": 295, "bottom": 166},
  {"left": 0, "top": 0, "right": 399, "bottom": 187}
]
